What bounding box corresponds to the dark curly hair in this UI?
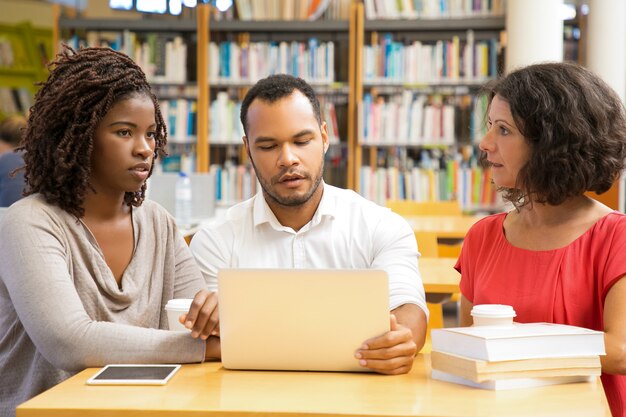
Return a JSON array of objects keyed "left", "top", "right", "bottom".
[
  {"left": 240, "top": 74, "right": 322, "bottom": 137},
  {"left": 21, "top": 45, "right": 167, "bottom": 219},
  {"left": 481, "top": 61, "right": 626, "bottom": 208}
]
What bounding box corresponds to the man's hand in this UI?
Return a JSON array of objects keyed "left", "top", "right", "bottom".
[
  {"left": 179, "top": 289, "right": 220, "bottom": 340},
  {"left": 354, "top": 314, "right": 417, "bottom": 375}
]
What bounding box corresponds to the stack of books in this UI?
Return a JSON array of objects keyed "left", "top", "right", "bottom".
[{"left": 430, "top": 323, "right": 605, "bottom": 390}]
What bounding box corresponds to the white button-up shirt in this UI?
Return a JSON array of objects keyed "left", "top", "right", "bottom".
[{"left": 190, "top": 183, "right": 427, "bottom": 314}]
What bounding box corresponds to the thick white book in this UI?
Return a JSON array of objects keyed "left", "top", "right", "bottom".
[
  {"left": 431, "top": 369, "right": 595, "bottom": 391},
  {"left": 431, "top": 323, "right": 605, "bottom": 361}
]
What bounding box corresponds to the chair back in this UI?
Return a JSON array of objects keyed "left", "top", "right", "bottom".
[
  {"left": 414, "top": 231, "right": 439, "bottom": 257},
  {"left": 386, "top": 200, "right": 462, "bottom": 216}
]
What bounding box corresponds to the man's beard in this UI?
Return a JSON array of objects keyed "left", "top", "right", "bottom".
[{"left": 251, "top": 158, "right": 325, "bottom": 207}]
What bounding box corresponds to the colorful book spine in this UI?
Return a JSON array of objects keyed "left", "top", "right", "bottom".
[{"left": 363, "top": 31, "right": 500, "bottom": 84}]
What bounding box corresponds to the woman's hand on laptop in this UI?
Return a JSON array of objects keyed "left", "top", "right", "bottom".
[
  {"left": 354, "top": 314, "right": 417, "bottom": 375},
  {"left": 180, "top": 289, "right": 220, "bottom": 339}
]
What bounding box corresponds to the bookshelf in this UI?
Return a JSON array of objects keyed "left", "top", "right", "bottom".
[
  {"left": 353, "top": 2, "right": 506, "bottom": 211},
  {"left": 205, "top": 16, "right": 352, "bottom": 201},
  {"left": 58, "top": 4, "right": 354, "bottom": 204},
  {"left": 59, "top": 15, "right": 200, "bottom": 174},
  {"left": 0, "top": 22, "right": 52, "bottom": 119},
  {"left": 56, "top": 1, "right": 509, "bottom": 210}
]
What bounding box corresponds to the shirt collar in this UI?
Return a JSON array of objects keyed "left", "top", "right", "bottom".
[{"left": 252, "top": 182, "right": 336, "bottom": 231}]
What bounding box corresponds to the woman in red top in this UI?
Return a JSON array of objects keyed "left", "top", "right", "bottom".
[{"left": 456, "top": 62, "right": 626, "bottom": 416}]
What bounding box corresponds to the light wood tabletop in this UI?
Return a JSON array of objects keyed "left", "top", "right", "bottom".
[
  {"left": 17, "top": 354, "right": 610, "bottom": 417},
  {"left": 419, "top": 257, "right": 459, "bottom": 294},
  {"left": 404, "top": 215, "right": 484, "bottom": 239}
]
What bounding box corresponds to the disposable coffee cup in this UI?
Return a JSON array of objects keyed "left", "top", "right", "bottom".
[
  {"left": 165, "top": 299, "right": 193, "bottom": 331},
  {"left": 470, "top": 304, "right": 516, "bottom": 327}
]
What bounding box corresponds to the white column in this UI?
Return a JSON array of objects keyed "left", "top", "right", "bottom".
[
  {"left": 586, "top": 0, "right": 626, "bottom": 103},
  {"left": 506, "top": 0, "right": 564, "bottom": 73}
]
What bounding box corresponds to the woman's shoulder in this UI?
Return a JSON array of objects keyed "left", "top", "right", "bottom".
[
  {"left": 3, "top": 194, "right": 65, "bottom": 223},
  {"left": 592, "top": 211, "right": 626, "bottom": 237},
  {"left": 133, "top": 199, "right": 177, "bottom": 231}
]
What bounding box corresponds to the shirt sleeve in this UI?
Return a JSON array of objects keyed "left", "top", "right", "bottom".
[
  {"left": 602, "top": 215, "right": 626, "bottom": 297},
  {"left": 371, "top": 210, "right": 428, "bottom": 317},
  {"left": 0, "top": 203, "right": 205, "bottom": 372},
  {"left": 456, "top": 229, "right": 475, "bottom": 303},
  {"left": 189, "top": 219, "right": 235, "bottom": 292}
]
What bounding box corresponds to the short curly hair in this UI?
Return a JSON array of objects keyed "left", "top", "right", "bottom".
[
  {"left": 22, "top": 45, "right": 167, "bottom": 218},
  {"left": 482, "top": 61, "right": 626, "bottom": 208},
  {"left": 240, "top": 74, "right": 322, "bottom": 137}
]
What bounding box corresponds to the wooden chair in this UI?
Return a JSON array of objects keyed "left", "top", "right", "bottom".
[
  {"left": 387, "top": 200, "right": 464, "bottom": 258},
  {"left": 412, "top": 231, "right": 445, "bottom": 354},
  {"left": 414, "top": 231, "right": 439, "bottom": 257}
]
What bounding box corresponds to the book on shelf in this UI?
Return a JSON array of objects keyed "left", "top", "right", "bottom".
[
  {"left": 160, "top": 99, "right": 197, "bottom": 143},
  {"left": 233, "top": 0, "right": 350, "bottom": 21},
  {"left": 69, "top": 32, "right": 188, "bottom": 84},
  {"left": 431, "top": 369, "right": 594, "bottom": 391},
  {"left": 362, "top": 30, "right": 499, "bottom": 84},
  {"left": 431, "top": 323, "right": 605, "bottom": 362},
  {"left": 364, "top": 0, "right": 506, "bottom": 19},
  {"left": 209, "top": 39, "right": 335, "bottom": 85},
  {"left": 358, "top": 162, "right": 496, "bottom": 210},
  {"left": 430, "top": 351, "right": 601, "bottom": 383}
]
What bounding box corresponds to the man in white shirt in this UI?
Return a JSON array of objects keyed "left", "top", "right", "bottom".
[{"left": 188, "top": 74, "right": 427, "bottom": 374}]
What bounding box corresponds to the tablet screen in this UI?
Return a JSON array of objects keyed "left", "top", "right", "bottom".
[{"left": 86, "top": 364, "right": 181, "bottom": 385}]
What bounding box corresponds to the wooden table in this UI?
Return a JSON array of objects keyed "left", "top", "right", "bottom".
[
  {"left": 405, "top": 215, "right": 483, "bottom": 239},
  {"left": 17, "top": 355, "right": 610, "bottom": 417},
  {"left": 419, "top": 257, "right": 459, "bottom": 294}
]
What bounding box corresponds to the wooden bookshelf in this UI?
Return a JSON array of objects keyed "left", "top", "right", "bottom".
[
  {"left": 353, "top": 4, "right": 506, "bottom": 210},
  {"left": 57, "top": 2, "right": 354, "bottom": 200},
  {"left": 0, "top": 22, "right": 52, "bottom": 119}
]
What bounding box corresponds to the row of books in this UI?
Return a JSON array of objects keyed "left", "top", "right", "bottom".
[
  {"left": 0, "top": 87, "right": 32, "bottom": 116},
  {"left": 161, "top": 99, "right": 197, "bottom": 143},
  {"left": 431, "top": 323, "right": 604, "bottom": 390},
  {"left": 364, "top": 0, "right": 506, "bottom": 20},
  {"left": 160, "top": 93, "right": 343, "bottom": 146},
  {"left": 208, "top": 39, "right": 335, "bottom": 85},
  {"left": 210, "top": 162, "right": 258, "bottom": 205},
  {"left": 363, "top": 31, "right": 500, "bottom": 83},
  {"left": 156, "top": 146, "right": 347, "bottom": 203},
  {"left": 66, "top": 32, "right": 188, "bottom": 84},
  {"left": 358, "top": 164, "right": 498, "bottom": 210},
  {"left": 209, "top": 92, "right": 342, "bottom": 145},
  {"left": 234, "top": 0, "right": 351, "bottom": 21},
  {"left": 360, "top": 92, "right": 485, "bottom": 146}
]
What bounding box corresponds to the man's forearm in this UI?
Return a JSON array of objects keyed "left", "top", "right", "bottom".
[{"left": 391, "top": 303, "right": 427, "bottom": 352}]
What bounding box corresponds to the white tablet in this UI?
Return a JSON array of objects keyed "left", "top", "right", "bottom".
[{"left": 86, "top": 364, "right": 181, "bottom": 385}]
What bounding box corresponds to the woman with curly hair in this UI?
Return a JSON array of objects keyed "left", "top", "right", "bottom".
[
  {"left": 456, "top": 62, "right": 626, "bottom": 416},
  {"left": 0, "top": 47, "right": 219, "bottom": 417}
]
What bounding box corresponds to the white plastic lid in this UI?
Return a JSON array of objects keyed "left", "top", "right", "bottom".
[
  {"left": 470, "top": 304, "right": 516, "bottom": 318},
  {"left": 165, "top": 298, "right": 193, "bottom": 311}
]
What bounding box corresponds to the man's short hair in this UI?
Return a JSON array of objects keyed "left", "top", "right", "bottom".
[{"left": 240, "top": 74, "right": 322, "bottom": 137}]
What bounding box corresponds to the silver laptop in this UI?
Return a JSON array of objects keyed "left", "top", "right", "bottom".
[{"left": 218, "top": 268, "right": 390, "bottom": 372}]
